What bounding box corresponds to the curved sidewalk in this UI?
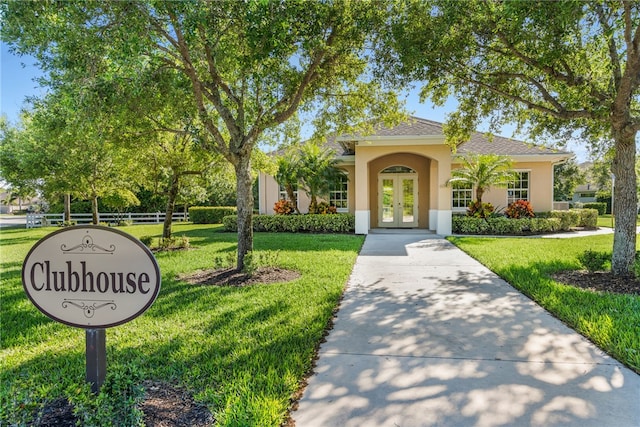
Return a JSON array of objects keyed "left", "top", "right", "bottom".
[{"left": 292, "top": 233, "right": 640, "bottom": 427}]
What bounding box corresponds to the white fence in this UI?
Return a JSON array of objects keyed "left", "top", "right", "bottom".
[{"left": 25, "top": 212, "right": 188, "bottom": 229}]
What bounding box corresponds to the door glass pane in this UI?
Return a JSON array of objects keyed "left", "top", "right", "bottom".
[
  {"left": 382, "top": 178, "right": 394, "bottom": 223},
  {"left": 402, "top": 178, "right": 414, "bottom": 223}
]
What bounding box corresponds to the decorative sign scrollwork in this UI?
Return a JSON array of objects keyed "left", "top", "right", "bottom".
[
  {"left": 62, "top": 299, "right": 117, "bottom": 318},
  {"left": 61, "top": 231, "right": 115, "bottom": 254}
]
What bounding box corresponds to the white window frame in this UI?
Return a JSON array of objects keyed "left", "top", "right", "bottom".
[
  {"left": 507, "top": 170, "right": 530, "bottom": 205},
  {"left": 329, "top": 174, "right": 349, "bottom": 212},
  {"left": 451, "top": 182, "right": 474, "bottom": 211}
]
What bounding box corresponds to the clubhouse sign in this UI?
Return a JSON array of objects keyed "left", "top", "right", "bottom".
[{"left": 22, "top": 226, "right": 161, "bottom": 328}]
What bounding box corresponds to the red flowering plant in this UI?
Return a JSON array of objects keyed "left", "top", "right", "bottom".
[
  {"left": 273, "top": 199, "right": 296, "bottom": 215},
  {"left": 505, "top": 200, "right": 535, "bottom": 218}
]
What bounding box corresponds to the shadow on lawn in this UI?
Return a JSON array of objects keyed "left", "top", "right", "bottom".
[{"left": 3, "top": 278, "right": 331, "bottom": 426}]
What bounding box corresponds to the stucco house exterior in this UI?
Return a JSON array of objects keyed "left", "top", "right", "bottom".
[{"left": 258, "top": 117, "right": 572, "bottom": 235}]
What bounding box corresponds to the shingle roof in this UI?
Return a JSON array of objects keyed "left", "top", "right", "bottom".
[{"left": 338, "top": 116, "right": 571, "bottom": 157}]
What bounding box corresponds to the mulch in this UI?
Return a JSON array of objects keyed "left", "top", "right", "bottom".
[
  {"left": 179, "top": 266, "right": 301, "bottom": 287},
  {"left": 551, "top": 270, "right": 640, "bottom": 295}
]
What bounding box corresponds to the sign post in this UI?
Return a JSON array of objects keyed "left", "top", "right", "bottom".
[
  {"left": 86, "top": 329, "right": 107, "bottom": 393},
  {"left": 22, "top": 225, "right": 161, "bottom": 393}
]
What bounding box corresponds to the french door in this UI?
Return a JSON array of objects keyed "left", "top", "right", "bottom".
[{"left": 378, "top": 174, "right": 418, "bottom": 228}]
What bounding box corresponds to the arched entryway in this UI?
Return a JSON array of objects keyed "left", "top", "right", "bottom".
[
  {"left": 378, "top": 166, "right": 418, "bottom": 227},
  {"left": 368, "top": 153, "right": 431, "bottom": 229}
]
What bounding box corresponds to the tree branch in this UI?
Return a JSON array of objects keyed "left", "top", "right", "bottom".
[
  {"left": 456, "top": 70, "right": 594, "bottom": 120},
  {"left": 160, "top": 8, "right": 228, "bottom": 156},
  {"left": 594, "top": 2, "right": 622, "bottom": 88}
]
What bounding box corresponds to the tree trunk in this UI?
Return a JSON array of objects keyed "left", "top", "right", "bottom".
[
  {"left": 91, "top": 196, "right": 99, "bottom": 225},
  {"left": 285, "top": 184, "right": 300, "bottom": 214},
  {"left": 64, "top": 193, "right": 71, "bottom": 222},
  {"left": 611, "top": 130, "right": 638, "bottom": 276},
  {"left": 163, "top": 172, "right": 179, "bottom": 239},
  {"left": 234, "top": 154, "right": 254, "bottom": 271}
]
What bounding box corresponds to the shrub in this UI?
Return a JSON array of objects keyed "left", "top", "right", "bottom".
[
  {"left": 69, "top": 363, "right": 145, "bottom": 426},
  {"left": 139, "top": 235, "right": 190, "bottom": 250},
  {"left": 312, "top": 201, "right": 337, "bottom": 214},
  {"left": 158, "top": 235, "right": 190, "bottom": 250},
  {"left": 577, "top": 250, "right": 610, "bottom": 272},
  {"left": 576, "top": 208, "right": 598, "bottom": 228},
  {"left": 223, "top": 214, "right": 355, "bottom": 233},
  {"left": 550, "top": 210, "right": 581, "bottom": 231},
  {"left": 596, "top": 190, "right": 612, "bottom": 214},
  {"left": 505, "top": 200, "right": 535, "bottom": 218},
  {"left": 139, "top": 236, "right": 153, "bottom": 246},
  {"left": 452, "top": 216, "right": 562, "bottom": 235},
  {"left": 189, "top": 206, "right": 237, "bottom": 224},
  {"left": 467, "top": 201, "right": 495, "bottom": 218},
  {"left": 583, "top": 202, "right": 607, "bottom": 215},
  {"left": 273, "top": 199, "right": 296, "bottom": 215}
]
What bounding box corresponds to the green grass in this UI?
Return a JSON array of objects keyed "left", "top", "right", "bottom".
[
  {"left": 596, "top": 214, "right": 640, "bottom": 228},
  {"left": 448, "top": 234, "right": 640, "bottom": 374},
  {"left": 1, "top": 223, "right": 364, "bottom": 426}
]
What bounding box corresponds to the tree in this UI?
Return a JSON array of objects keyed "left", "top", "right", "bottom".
[
  {"left": 29, "top": 91, "right": 144, "bottom": 225},
  {"left": 383, "top": 0, "right": 639, "bottom": 276},
  {"left": 275, "top": 152, "right": 302, "bottom": 214},
  {"left": 2, "top": 0, "right": 402, "bottom": 269},
  {"left": 297, "top": 144, "right": 346, "bottom": 213},
  {"left": 554, "top": 159, "right": 585, "bottom": 202},
  {"left": 447, "top": 154, "right": 516, "bottom": 205}
]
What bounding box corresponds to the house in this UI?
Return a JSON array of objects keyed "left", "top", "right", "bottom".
[
  {"left": 571, "top": 162, "right": 603, "bottom": 204},
  {"left": 258, "top": 117, "right": 573, "bottom": 235}
]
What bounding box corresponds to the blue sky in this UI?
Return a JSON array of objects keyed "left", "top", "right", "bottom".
[{"left": 1, "top": 41, "right": 590, "bottom": 161}]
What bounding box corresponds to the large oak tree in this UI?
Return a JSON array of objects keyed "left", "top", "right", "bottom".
[
  {"left": 2, "top": 0, "right": 402, "bottom": 269},
  {"left": 382, "top": 0, "right": 639, "bottom": 276}
]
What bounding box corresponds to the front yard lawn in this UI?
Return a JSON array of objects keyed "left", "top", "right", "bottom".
[
  {"left": 596, "top": 213, "right": 640, "bottom": 228},
  {"left": 0, "top": 224, "right": 364, "bottom": 426},
  {"left": 449, "top": 234, "right": 640, "bottom": 374}
]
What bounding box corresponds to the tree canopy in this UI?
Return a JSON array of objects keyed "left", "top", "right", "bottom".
[
  {"left": 381, "top": 0, "right": 639, "bottom": 276},
  {"left": 1, "top": 0, "right": 403, "bottom": 269}
]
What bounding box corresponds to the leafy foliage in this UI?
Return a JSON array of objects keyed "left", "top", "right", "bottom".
[
  {"left": 1, "top": 0, "right": 404, "bottom": 270},
  {"left": 223, "top": 214, "right": 355, "bottom": 233},
  {"left": 506, "top": 200, "right": 535, "bottom": 219},
  {"left": 554, "top": 159, "right": 586, "bottom": 201},
  {"left": 381, "top": 0, "right": 638, "bottom": 275},
  {"left": 189, "top": 206, "right": 237, "bottom": 224},
  {"left": 273, "top": 199, "right": 296, "bottom": 215},
  {"left": 453, "top": 215, "right": 561, "bottom": 235},
  {"left": 467, "top": 201, "right": 495, "bottom": 219},
  {"left": 577, "top": 250, "right": 611, "bottom": 273},
  {"left": 448, "top": 154, "right": 516, "bottom": 204},
  {"left": 583, "top": 203, "right": 607, "bottom": 216}
]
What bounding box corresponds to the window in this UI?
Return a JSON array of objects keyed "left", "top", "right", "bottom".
[
  {"left": 329, "top": 175, "right": 349, "bottom": 212},
  {"left": 508, "top": 171, "right": 530, "bottom": 205},
  {"left": 452, "top": 182, "right": 473, "bottom": 209},
  {"left": 278, "top": 183, "right": 298, "bottom": 206}
]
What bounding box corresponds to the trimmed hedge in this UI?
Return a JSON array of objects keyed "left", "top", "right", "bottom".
[
  {"left": 189, "top": 206, "right": 237, "bottom": 224},
  {"left": 452, "top": 208, "right": 598, "bottom": 235},
  {"left": 452, "top": 216, "right": 562, "bottom": 235},
  {"left": 223, "top": 214, "right": 355, "bottom": 233},
  {"left": 583, "top": 202, "right": 607, "bottom": 216},
  {"left": 550, "top": 208, "right": 598, "bottom": 229}
]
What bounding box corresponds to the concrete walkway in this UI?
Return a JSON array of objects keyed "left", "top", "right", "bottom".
[{"left": 292, "top": 233, "right": 640, "bottom": 427}]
